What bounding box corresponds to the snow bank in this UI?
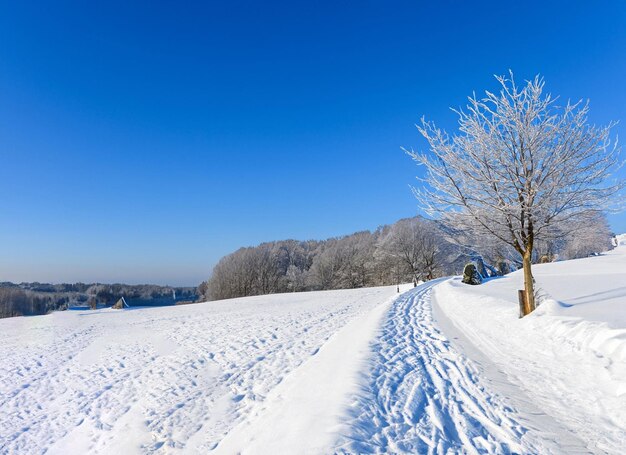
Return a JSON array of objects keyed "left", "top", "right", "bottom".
[{"left": 433, "top": 235, "right": 626, "bottom": 453}]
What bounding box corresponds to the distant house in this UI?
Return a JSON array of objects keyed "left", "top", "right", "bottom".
[{"left": 112, "top": 296, "right": 129, "bottom": 309}]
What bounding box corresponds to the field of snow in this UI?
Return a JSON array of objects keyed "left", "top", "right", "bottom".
[
  {"left": 218, "top": 280, "right": 560, "bottom": 454},
  {"left": 1, "top": 237, "right": 624, "bottom": 454},
  {"left": 0, "top": 286, "right": 403, "bottom": 454},
  {"left": 434, "top": 234, "right": 626, "bottom": 453}
]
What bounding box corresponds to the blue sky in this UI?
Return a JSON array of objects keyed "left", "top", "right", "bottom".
[{"left": 1, "top": 1, "right": 625, "bottom": 286}]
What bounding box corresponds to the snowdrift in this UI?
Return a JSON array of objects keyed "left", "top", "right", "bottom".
[{"left": 433, "top": 234, "right": 626, "bottom": 453}]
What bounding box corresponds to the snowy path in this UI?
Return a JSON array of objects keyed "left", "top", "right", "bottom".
[
  {"left": 1, "top": 280, "right": 600, "bottom": 454},
  {"left": 334, "top": 280, "right": 576, "bottom": 454},
  {"left": 214, "top": 288, "right": 400, "bottom": 454},
  {"left": 435, "top": 279, "right": 626, "bottom": 452}
]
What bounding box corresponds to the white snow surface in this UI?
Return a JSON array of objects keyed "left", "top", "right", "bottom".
[
  {"left": 332, "top": 280, "right": 586, "bottom": 454},
  {"left": 434, "top": 234, "right": 626, "bottom": 454},
  {"left": 2, "top": 237, "right": 624, "bottom": 454},
  {"left": 0, "top": 286, "right": 403, "bottom": 454}
]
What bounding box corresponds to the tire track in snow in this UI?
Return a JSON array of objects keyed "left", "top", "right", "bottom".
[{"left": 335, "top": 280, "right": 563, "bottom": 454}]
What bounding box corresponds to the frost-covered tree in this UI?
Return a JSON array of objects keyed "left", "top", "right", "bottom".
[
  {"left": 408, "top": 73, "right": 623, "bottom": 315},
  {"left": 335, "top": 231, "right": 376, "bottom": 288},
  {"left": 377, "top": 217, "right": 443, "bottom": 282},
  {"left": 532, "top": 211, "right": 613, "bottom": 261},
  {"left": 307, "top": 239, "right": 347, "bottom": 290},
  {"left": 560, "top": 212, "right": 614, "bottom": 260},
  {"left": 441, "top": 224, "right": 519, "bottom": 276}
]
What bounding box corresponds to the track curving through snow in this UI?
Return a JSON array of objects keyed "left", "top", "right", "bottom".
[{"left": 334, "top": 280, "right": 577, "bottom": 454}]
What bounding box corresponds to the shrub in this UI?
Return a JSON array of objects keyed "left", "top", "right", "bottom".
[{"left": 462, "top": 263, "right": 482, "bottom": 285}]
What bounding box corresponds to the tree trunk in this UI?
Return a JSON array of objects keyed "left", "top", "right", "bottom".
[{"left": 521, "top": 252, "right": 536, "bottom": 315}]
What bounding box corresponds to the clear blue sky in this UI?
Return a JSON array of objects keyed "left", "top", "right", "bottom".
[{"left": 1, "top": 1, "right": 625, "bottom": 286}]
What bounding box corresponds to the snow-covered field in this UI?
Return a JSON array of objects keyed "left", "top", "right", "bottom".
[
  {"left": 1, "top": 236, "right": 624, "bottom": 454},
  {"left": 0, "top": 286, "right": 402, "bottom": 454}
]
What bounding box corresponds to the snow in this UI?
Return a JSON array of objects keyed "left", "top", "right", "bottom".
[
  {"left": 0, "top": 286, "right": 402, "bottom": 454},
  {"left": 433, "top": 234, "right": 626, "bottom": 453},
  {"left": 1, "top": 236, "right": 624, "bottom": 454},
  {"left": 214, "top": 288, "right": 405, "bottom": 454},
  {"left": 332, "top": 279, "right": 585, "bottom": 454}
]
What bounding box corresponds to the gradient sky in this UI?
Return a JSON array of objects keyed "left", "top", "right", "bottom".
[{"left": 1, "top": 1, "right": 625, "bottom": 286}]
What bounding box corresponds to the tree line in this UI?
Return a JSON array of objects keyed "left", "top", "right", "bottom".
[
  {"left": 198, "top": 213, "right": 614, "bottom": 301},
  {"left": 0, "top": 282, "right": 198, "bottom": 319}
]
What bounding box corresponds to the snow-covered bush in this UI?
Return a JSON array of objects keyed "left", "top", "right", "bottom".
[{"left": 462, "top": 263, "right": 482, "bottom": 285}]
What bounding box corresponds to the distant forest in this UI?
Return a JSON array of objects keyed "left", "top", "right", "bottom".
[
  {"left": 199, "top": 215, "right": 614, "bottom": 301},
  {"left": 2, "top": 214, "right": 614, "bottom": 318},
  {"left": 0, "top": 282, "right": 197, "bottom": 319}
]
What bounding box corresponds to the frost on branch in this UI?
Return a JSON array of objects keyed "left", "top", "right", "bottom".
[{"left": 407, "top": 72, "right": 624, "bottom": 313}]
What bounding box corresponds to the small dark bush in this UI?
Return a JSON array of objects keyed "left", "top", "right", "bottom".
[{"left": 462, "top": 263, "right": 482, "bottom": 285}]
